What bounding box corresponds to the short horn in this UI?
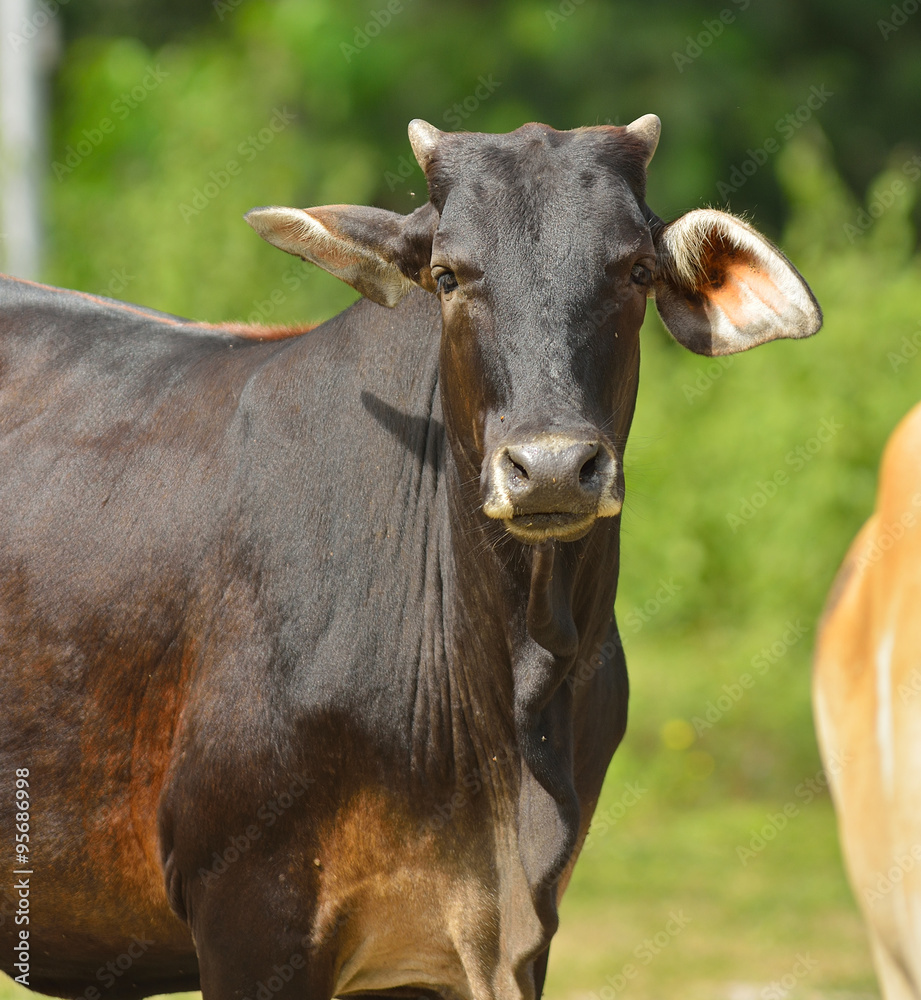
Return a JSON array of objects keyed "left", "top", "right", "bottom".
[
  {"left": 408, "top": 118, "right": 444, "bottom": 172},
  {"left": 624, "top": 113, "right": 661, "bottom": 167}
]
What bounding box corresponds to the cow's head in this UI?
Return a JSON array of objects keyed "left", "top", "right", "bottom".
[{"left": 246, "top": 118, "right": 821, "bottom": 545}]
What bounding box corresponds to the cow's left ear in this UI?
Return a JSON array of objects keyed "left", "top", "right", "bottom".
[
  {"left": 245, "top": 202, "right": 438, "bottom": 307},
  {"left": 652, "top": 208, "right": 822, "bottom": 356}
]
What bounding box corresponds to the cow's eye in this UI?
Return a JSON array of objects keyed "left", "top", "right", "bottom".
[
  {"left": 434, "top": 269, "right": 459, "bottom": 294},
  {"left": 630, "top": 262, "right": 653, "bottom": 286}
]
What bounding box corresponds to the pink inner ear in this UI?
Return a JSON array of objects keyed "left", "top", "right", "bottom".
[{"left": 707, "top": 257, "right": 789, "bottom": 328}]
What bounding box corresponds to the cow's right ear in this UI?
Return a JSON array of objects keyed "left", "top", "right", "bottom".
[
  {"left": 245, "top": 202, "right": 438, "bottom": 307},
  {"left": 652, "top": 208, "right": 822, "bottom": 356}
]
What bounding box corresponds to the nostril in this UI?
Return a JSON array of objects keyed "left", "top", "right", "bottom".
[
  {"left": 505, "top": 447, "right": 531, "bottom": 482},
  {"left": 578, "top": 443, "right": 601, "bottom": 486},
  {"left": 510, "top": 459, "right": 529, "bottom": 480},
  {"left": 579, "top": 455, "right": 598, "bottom": 484}
]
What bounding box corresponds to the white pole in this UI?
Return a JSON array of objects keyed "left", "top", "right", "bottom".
[{"left": 0, "top": 0, "right": 52, "bottom": 280}]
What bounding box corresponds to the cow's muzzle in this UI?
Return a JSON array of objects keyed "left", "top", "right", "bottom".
[{"left": 482, "top": 433, "right": 622, "bottom": 543}]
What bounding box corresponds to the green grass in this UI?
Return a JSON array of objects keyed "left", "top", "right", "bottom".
[{"left": 549, "top": 795, "right": 876, "bottom": 1000}]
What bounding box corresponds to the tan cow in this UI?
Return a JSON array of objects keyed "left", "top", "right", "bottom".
[{"left": 815, "top": 401, "right": 921, "bottom": 1000}]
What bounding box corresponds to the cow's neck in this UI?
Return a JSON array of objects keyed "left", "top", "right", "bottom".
[{"left": 442, "top": 440, "right": 585, "bottom": 957}]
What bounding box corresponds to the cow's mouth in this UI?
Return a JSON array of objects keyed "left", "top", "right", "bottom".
[{"left": 503, "top": 511, "right": 597, "bottom": 544}]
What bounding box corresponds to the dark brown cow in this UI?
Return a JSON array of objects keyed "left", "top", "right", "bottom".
[{"left": 0, "top": 117, "right": 821, "bottom": 1000}]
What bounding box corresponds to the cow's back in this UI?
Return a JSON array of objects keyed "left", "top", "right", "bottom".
[
  {"left": 0, "top": 279, "right": 260, "bottom": 652},
  {"left": 814, "top": 401, "right": 921, "bottom": 1000}
]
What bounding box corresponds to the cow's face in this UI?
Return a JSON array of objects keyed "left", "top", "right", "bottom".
[
  {"left": 246, "top": 117, "right": 821, "bottom": 545},
  {"left": 413, "top": 121, "right": 657, "bottom": 543}
]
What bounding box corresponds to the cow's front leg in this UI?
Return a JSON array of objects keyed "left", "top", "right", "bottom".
[
  {"left": 196, "top": 923, "right": 334, "bottom": 1000},
  {"left": 186, "top": 867, "right": 334, "bottom": 1000},
  {"left": 196, "top": 940, "right": 331, "bottom": 1000}
]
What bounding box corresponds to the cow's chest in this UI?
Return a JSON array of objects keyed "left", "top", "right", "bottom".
[{"left": 307, "top": 787, "right": 546, "bottom": 1000}]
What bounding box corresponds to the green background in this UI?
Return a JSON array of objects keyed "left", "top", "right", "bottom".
[{"left": 6, "top": 0, "right": 921, "bottom": 996}]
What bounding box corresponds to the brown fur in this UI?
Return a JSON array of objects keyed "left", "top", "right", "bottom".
[{"left": 815, "top": 401, "right": 921, "bottom": 999}]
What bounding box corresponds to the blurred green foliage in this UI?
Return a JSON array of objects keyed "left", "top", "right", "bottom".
[
  {"left": 5, "top": 4, "right": 916, "bottom": 994},
  {"left": 38, "top": 0, "right": 921, "bottom": 800}
]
